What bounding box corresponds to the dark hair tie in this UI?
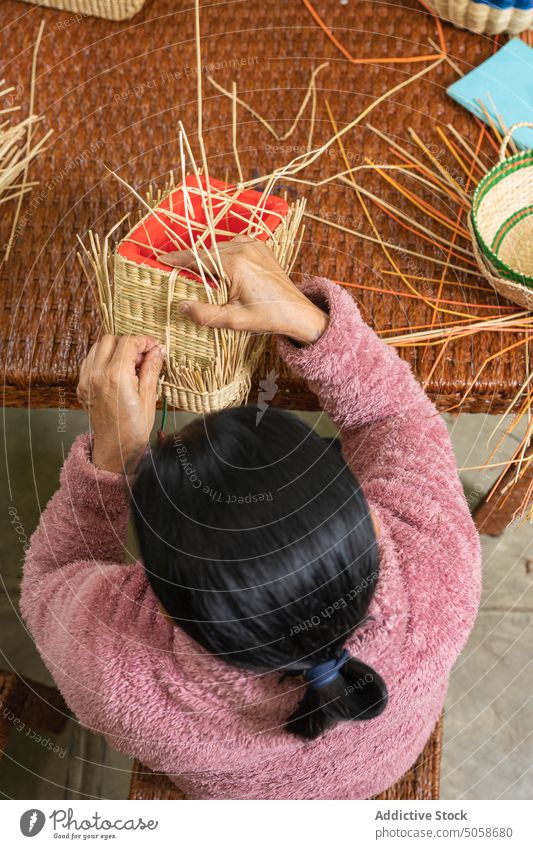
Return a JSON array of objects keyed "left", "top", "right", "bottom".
[{"left": 304, "top": 649, "right": 350, "bottom": 689}]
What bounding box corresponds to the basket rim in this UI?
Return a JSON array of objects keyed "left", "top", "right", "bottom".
[
  {"left": 471, "top": 149, "right": 533, "bottom": 287},
  {"left": 113, "top": 249, "right": 210, "bottom": 291},
  {"left": 469, "top": 214, "right": 533, "bottom": 310}
]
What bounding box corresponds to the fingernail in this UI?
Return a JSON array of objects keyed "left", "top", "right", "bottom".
[
  {"left": 159, "top": 345, "right": 166, "bottom": 358},
  {"left": 178, "top": 301, "right": 190, "bottom": 314}
]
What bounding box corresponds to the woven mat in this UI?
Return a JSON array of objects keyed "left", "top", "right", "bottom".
[{"left": 0, "top": 0, "right": 530, "bottom": 412}]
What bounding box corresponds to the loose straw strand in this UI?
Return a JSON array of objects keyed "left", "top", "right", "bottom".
[
  {"left": 195, "top": 0, "right": 203, "bottom": 141},
  {"left": 4, "top": 20, "right": 45, "bottom": 262},
  {"left": 232, "top": 81, "right": 244, "bottom": 184}
]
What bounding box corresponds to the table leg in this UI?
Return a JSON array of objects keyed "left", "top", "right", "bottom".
[{"left": 474, "top": 462, "right": 533, "bottom": 536}]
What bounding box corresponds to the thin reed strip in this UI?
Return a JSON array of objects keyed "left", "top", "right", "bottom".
[
  {"left": 208, "top": 63, "right": 329, "bottom": 144},
  {"left": 338, "top": 175, "right": 477, "bottom": 264},
  {"left": 366, "top": 158, "right": 471, "bottom": 238},
  {"left": 304, "top": 212, "right": 484, "bottom": 278},
  {"left": 423, "top": 124, "right": 486, "bottom": 355},
  {"left": 237, "top": 58, "right": 444, "bottom": 191},
  {"left": 301, "top": 0, "right": 446, "bottom": 64}
]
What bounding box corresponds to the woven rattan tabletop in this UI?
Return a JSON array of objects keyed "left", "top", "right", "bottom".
[{"left": 1, "top": 0, "right": 530, "bottom": 413}]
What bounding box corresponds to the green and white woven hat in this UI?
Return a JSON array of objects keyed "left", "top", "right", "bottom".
[{"left": 471, "top": 122, "right": 533, "bottom": 292}]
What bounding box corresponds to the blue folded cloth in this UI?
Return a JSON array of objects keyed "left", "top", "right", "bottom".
[
  {"left": 473, "top": 0, "right": 532, "bottom": 8},
  {"left": 447, "top": 38, "right": 533, "bottom": 151}
]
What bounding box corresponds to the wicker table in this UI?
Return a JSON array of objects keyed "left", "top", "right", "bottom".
[{"left": 1, "top": 0, "right": 530, "bottom": 532}]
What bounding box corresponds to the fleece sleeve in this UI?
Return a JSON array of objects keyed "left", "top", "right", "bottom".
[
  {"left": 19, "top": 434, "right": 173, "bottom": 732},
  {"left": 278, "top": 277, "right": 481, "bottom": 662}
]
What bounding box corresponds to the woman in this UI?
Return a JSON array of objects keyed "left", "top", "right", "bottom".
[{"left": 21, "top": 238, "right": 481, "bottom": 799}]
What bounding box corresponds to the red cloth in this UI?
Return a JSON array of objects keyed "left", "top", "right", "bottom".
[{"left": 117, "top": 175, "right": 289, "bottom": 281}]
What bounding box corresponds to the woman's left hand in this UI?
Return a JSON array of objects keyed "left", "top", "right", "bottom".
[{"left": 77, "top": 335, "right": 165, "bottom": 474}]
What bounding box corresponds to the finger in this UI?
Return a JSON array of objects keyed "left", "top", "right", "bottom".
[
  {"left": 109, "top": 335, "right": 161, "bottom": 377},
  {"left": 178, "top": 300, "right": 246, "bottom": 330},
  {"left": 231, "top": 234, "right": 254, "bottom": 246},
  {"left": 92, "top": 334, "right": 120, "bottom": 372},
  {"left": 138, "top": 344, "right": 165, "bottom": 404},
  {"left": 160, "top": 244, "right": 228, "bottom": 275},
  {"left": 78, "top": 340, "right": 103, "bottom": 402},
  {"left": 159, "top": 248, "right": 197, "bottom": 269},
  {"left": 76, "top": 382, "right": 89, "bottom": 409},
  {"left": 78, "top": 335, "right": 122, "bottom": 405},
  {"left": 78, "top": 335, "right": 112, "bottom": 382},
  {"left": 78, "top": 344, "right": 97, "bottom": 387},
  {"left": 161, "top": 236, "right": 251, "bottom": 266}
]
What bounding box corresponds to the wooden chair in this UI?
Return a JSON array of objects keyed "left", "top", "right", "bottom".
[
  {"left": 129, "top": 714, "right": 443, "bottom": 800},
  {"left": 0, "top": 669, "right": 68, "bottom": 759}
]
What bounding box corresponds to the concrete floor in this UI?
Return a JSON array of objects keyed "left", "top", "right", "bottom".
[{"left": 0, "top": 406, "right": 531, "bottom": 799}]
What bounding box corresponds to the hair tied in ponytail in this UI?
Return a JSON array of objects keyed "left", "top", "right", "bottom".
[
  {"left": 286, "top": 650, "right": 388, "bottom": 741},
  {"left": 304, "top": 649, "right": 350, "bottom": 689}
]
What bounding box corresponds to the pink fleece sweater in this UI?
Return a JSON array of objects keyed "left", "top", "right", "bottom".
[{"left": 21, "top": 277, "right": 481, "bottom": 799}]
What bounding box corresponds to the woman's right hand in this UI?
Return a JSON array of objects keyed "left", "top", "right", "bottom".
[{"left": 160, "top": 235, "right": 328, "bottom": 346}]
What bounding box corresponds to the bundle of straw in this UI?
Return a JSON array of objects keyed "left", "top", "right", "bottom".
[
  {"left": 0, "top": 108, "right": 42, "bottom": 208},
  {"left": 1, "top": 31, "right": 52, "bottom": 261}
]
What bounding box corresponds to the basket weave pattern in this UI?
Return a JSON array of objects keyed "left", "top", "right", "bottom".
[
  {"left": 472, "top": 154, "right": 533, "bottom": 285},
  {"left": 159, "top": 370, "right": 254, "bottom": 415},
  {"left": 87, "top": 177, "right": 306, "bottom": 413},
  {"left": 112, "top": 261, "right": 219, "bottom": 366},
  {"left": 19, "top": 0, "right": 146, "bottom": 20},
  {"left": 469, "top": 218, "right": 533, "bottom": 311},
  {"left": 425, "top": 0, "right": 533, "bottom": 34}
]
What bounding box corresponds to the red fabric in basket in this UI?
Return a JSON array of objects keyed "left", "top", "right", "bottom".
[{"left": 117, "top": 175, "right": 289, "bottom": 284}]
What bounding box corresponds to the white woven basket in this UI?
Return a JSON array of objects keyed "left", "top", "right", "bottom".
[
  {"left": 19, "top": 0, "right": 146, "bottom": 21},
  {"left": 470, "top": 123, "right": 533, "bottom": 309},
  {"left": 425, "top": 0, "right": 532, "bottom": 34}
]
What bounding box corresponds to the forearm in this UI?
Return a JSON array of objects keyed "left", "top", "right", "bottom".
[
  {"left": 23, "top": 434, "right": 133, "bottom": 583},
  {"left": 278, "top": 277, "right": 466, "bottom": 517},
  {"left": 278, "top": 276, "right": 434, "bottom": 430},
  {"left": 279, "top": 283, "right": 480, "bottom": 657}
]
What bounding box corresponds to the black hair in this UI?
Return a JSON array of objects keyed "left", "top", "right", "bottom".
[{"left": 132, "top": 406, "right": 388, "bottom": 740}]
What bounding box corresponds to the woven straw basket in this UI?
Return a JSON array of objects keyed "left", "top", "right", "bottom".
[
  {"left": 470, "top": 123, "right": 533, "bottom": 310},
  {"left": 19, "top": 0, "right": 146, "bottom": 21},
  {"left": 80, "top": 175, "right": 305, "bottom": 414},
  {"left": 425, "top": 0, "right": 533, "bottom": 34}
]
